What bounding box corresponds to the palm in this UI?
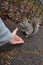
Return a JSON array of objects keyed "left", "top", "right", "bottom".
[{"left": 10, "top": 28, "right": 24, "bottom": 44}]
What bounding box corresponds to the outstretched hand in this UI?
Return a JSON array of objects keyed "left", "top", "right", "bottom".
[{"left": 9, "top": 28, "right": 24, "bottom": 44}]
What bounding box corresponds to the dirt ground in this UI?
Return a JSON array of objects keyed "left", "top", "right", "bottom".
[{"left": 0, "top": 19, "right": 43, "bottom": 65}]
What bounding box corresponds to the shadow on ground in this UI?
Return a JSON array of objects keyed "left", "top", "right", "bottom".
[{"left": 0, "top": 19, "right": 43, "bottom": 65}]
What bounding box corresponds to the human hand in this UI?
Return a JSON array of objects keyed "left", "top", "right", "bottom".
[{"left": 9, "top": 28, "right": 24, "bottom": 44}]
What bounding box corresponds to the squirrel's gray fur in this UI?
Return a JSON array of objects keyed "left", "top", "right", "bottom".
[{"left": 19, "top": 17, "right": 42, "bottom": 37}]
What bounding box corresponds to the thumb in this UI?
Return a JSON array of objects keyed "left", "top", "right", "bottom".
[
  {"left": 12, "top": 28, "right": 18, "bottom": 36},
  {"left": 14, "top": 28, "right": 18, "bottom": 33}
]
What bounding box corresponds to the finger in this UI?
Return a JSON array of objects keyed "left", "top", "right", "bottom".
[
  {"left": 12, "top": 28, "right": 18, "bottom": 36},
  {"left": 16, "top": 35, "right": 24, "bottom": 42},
  {"left": 10, "top": 40, "right": 24, "bottom": 45},
  {"left": 14, "top": 28, "right": 18, "bottom": 33},
  {"left": 12, "top": 41, "right": 24, "bottom": 44},
  {"left": 15, "top": 41, "right": 24, "bottom": 44}
]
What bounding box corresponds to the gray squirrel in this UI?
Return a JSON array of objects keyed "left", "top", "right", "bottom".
[{"left": 19, "top": 17, "right": 42, "bottom": 37}]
